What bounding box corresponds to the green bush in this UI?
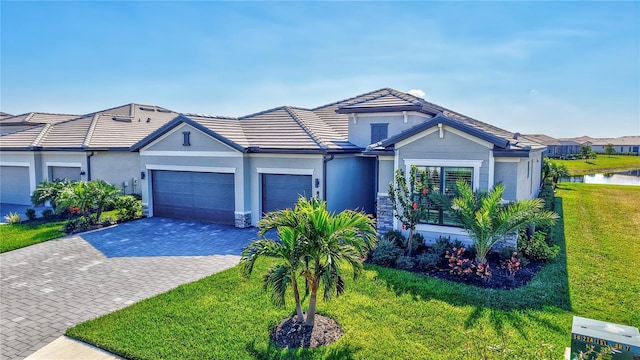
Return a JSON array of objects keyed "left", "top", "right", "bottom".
[
  {"left": 42, "top": 209, "right": 54, "bottom": 220},
  {"left": 25, "top": 208, "right": 37, "bottom": 221},
  {"left": 396, "top": 255, "right": 415, "bottom": 270},
  {"left": 539, "top": 180, "right": 555, "bottom": 212},
  {"left": 416, "top": 252, "right": 441, "bottom": 271},
  {"left": 383, "top": 229, "right": 405, "bottom": 248},
  {"left": 116, "top": 195, "right": 142, "bottom": 221},
  {"left": 4, "top": 212, "right": 22, "bottom": 224},
  {"left": 64, "top": 216, "right": 91, "bottom": 233},
  {"left": 518, "top": 231, "right": 560, "bottom": 262},
  {"left": 370, "top": 238, "right": 403, "bottom": 267}
]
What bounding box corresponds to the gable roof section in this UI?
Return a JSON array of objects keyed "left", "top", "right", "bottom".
[
  {"left": 131, "top": 114, "right": 247, "bottom": 152},
  {"left": 0, "top": 112, "right": 12, "bottom": 119}
]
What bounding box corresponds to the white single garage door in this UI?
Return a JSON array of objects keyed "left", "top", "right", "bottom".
[
  {"left": 50, "top": 166, "right": 81, "bottom": 181},
  {"left": 262, "top": 174, "right": 312, "bottom": 214},
  {"left": 0, "top": 166, "right": 31, "bottom": 205},
  {"left": 151, "top": 170, "right": 235, "bottom": 224}
]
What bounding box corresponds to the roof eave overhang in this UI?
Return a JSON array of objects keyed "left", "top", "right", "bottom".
[
  {"left": 493, "top": 149, "right": 531, "bottom": 158},
  {"left": 379, "top": 114, "right": 510, "bottom": 149},
  {"left": 335, "top": 105, "right": 422, "bottom": 114},
  {"left": 130, "top": 114, "right": 247, "bottom": 153}
]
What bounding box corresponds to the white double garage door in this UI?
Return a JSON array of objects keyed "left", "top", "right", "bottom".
[
  {"left": 150, "top": 170, "right": 312, "bottom": 225},
  {"left": 0, "top": 165, "right": 81, "bottom": 205}
]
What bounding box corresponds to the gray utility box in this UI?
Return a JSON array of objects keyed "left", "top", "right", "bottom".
[{"left": 570, "top": 316, "right": 640, "bottom": 360}]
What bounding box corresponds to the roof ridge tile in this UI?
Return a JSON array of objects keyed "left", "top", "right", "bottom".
[
  {"left": 31, "top": 124, "right": 52, "bottom": 147},
  {"left": 284, "top": 106, "right": 327, "bottom": 149},
  {"left": 83, "top": 114, "right": 101, "bottom": 147}
]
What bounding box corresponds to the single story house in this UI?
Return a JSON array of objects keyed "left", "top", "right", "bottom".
[{"left": 1, "top": 88, "right": 545, "bottom": 243}]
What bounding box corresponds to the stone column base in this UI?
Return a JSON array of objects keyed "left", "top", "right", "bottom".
[
  {"left": 235, "top": 212, "right": 252, "bottom": 228},
  {"left": 376, "top": 194, "right": 393, "bottom": 234}
]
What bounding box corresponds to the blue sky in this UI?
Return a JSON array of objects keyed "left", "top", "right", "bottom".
[{"left": 1, "top": 1, "right": 638, "bottom": 138}]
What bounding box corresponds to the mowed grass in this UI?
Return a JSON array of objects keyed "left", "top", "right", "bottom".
[
  {"left": 557, "top": 183, "right": 640, "bottom": 326},
  {"left": 0, "top": 220, "right": 66, "bottom": 253},
  {"left": 66, "top": 184, "right": 640, "bottom": 360},
  {"left": 556, "top": 155, "right": 640, "bottom": 175}
]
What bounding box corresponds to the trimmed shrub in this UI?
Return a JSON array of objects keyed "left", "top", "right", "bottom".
[
  {"left": 396, "top": 256, "right": 415, "bottom": 271},
  {"left": 383, "top": 230, "right": 406, "bottom": 248},
  {"left": 370, "top": 238, "right": 403, "bottom": 267},
  {"left": 416, "top": 252, "right": 441, "bottom": 271},
  {"left": 25, "top": 208, "right": 37, "bottom": 221},
  {"left": 64, "top": 216, "right": 90, "bottom": 233},
  {"left": 539, "top": 180, "right": 555, "bottom": 212},
  {"left": 116, "top": 195, "right": 142, "bottom": 221},
  {"left": 518, "top": 231, "right": 559, "bottom": 262},
  {"left": 42, "top": 209, "right": 54, "bottom": 220},
  {"left": 4, "top": 212, "right": 22, "bottom": 224}
]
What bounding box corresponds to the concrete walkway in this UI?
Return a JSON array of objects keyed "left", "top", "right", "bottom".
[
  {"left": 25, "top": 336, "right": 125, "bottom": 360},
  {"left": 0, "top": 218, "right": 257, "bottom": 359}
]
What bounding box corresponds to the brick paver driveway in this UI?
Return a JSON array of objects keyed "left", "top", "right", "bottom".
[{"left": 0, "top": 218, "right": 257, "bottom": 359}]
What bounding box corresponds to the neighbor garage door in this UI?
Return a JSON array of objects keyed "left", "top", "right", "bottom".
[
  {"left": 262, "top": 174, "right": 312, "bottom": 214},
  {"left": 0, "top": 166, "right": 31, "bottom": 205},
  {"left": 50, "top": 166, "right": 81, "bottom": 181},
  {"left": 151, "top": 170, "right": 235, "bottom": 224}
]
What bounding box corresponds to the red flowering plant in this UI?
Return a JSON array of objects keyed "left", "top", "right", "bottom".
[{"left": 388, "top": 165, "right": 435, "bottom": 256}]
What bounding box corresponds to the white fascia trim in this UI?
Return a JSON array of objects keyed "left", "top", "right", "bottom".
[
  {"left": 234, "top": 211, "right": 251, "bottom": 215},
  {"left": 395, "top": 127, "right": 439, "bottom": 148},
  {"left": 140, "top": 123, "right": 239, "bottom": 153},
  {"left": 0, "top": 161, "right": 30, "bottom": 167},
  {"left": 415, "top": 224, "right": 470, "bottom": 237},
  {"left": 141, "top": 151, "right": 242, "bottom": 157},
  {"left": 488, "top": 151, "right": 495, "bottom": 189},
  {"left": 377, "top": 192, "right": 389, "bottom": 197},
  {"left": 46, "top": 162, "right": 82, "bottom": 168},
  {"left": 145, "top": 164, "right": 236, "bottom": 173},
  {"left": 256, "top": 167, "right": 314, "bottom": 175},
  {"left": 404, "top": 158, "right": 483, "bottom": 191},
  {"left": 249, "top": 153, "right": 321, "bottom": 159},
  {"left": 494, "top": 157, "right": 521, "bottom": 163},
  {"left": 378, "top": 156, "right": 394, "bottom": 161}
]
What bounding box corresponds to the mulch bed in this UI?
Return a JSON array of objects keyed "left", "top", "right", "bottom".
[
  {"left": 421, "top": 253, "right": 544, "bottom": 290},
  {"left": 271, "top": 314, "right": 343, "bottom": 349}
]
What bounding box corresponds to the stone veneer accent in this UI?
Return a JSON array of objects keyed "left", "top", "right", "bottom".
[
  {"left": 376, "top": 193, "right": 394, "bottom": 234},
  {"left": 235, "top": 212, "right": 252, "bottom": 228}
]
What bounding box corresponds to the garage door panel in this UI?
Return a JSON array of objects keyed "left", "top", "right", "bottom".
[
  {"left": 0, "top": 166, "right": 31, "bottom": 205},
  {"left": 151, "top": 170, "right": 234, "bottom": 224},
  {"left": 262, "top": 174, "right": 312, "bottom": 214}
]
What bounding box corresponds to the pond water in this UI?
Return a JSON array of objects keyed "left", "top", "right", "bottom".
[{"left": 560, "top": 169, "right": 640, "bottom": 186}]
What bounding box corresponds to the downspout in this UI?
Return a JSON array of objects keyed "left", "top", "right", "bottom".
[
  {"left": 322, "top": 154, "right": 335, "bottom": 201},
  {"left": 373, "top": 155, "right": 379, "bottom": 215},
  {"left": 86, "top": 151, "right": 95, "bottom": 181}
]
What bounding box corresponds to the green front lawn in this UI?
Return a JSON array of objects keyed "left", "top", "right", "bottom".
[
  {"left": 66, "top": 184, "right": 640, "bottom": 359},
  {"left": 555, "top": 155, "right": 640, "bottom": 175},
  {"left": 0, "top": 220, "right": 66, "bottom": 253}
]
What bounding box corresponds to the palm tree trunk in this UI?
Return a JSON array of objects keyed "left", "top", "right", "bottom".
[
  {"left": 305, "top": 279, "right": 319, "bottom": 327},
  {"left": 292, "top": 280, "right": 304, "bottom": 322}
]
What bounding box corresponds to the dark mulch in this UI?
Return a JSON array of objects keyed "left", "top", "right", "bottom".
[
  {"left": 271, "top": 314, "right": 343, "bottom": 349},
  {"left": 423, "top": 254, "right": 544, "bottom": 290}
]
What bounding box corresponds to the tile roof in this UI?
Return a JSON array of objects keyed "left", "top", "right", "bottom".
[
  {"left": 0, "top": 112, "right": 80, "bottom": 127},
  {"left": 0, "top": 112, "right": 13, "bottom": 119},
  {"left": 2, "top": 88, "right": 545, "bottom": 154},
  {"left": 0, "top": 104, "right": 178, "bottom": 150}
]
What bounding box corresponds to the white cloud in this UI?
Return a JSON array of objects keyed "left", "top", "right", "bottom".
[{"left": 408, "top": 89, "right": 426, "bottom": 98}]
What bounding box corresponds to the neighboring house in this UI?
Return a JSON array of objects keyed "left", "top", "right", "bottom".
[
  {"left": 1, "top": 88, "right": 545, "bottom": 244},
  {"left": 0, "top": 104, "right": 178, "bottom": 205},
  {"left": 590, "top": 136, "right": 640, "bottom": 155}
]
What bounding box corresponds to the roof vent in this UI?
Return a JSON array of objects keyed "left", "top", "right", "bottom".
[
  {"left": 146, "top": 118, "right": 151, "bottom": 123},
  {"left": 156, "top": 108, "right": 172, "bottom": 113},
  {"left": 112, "top": 116, "right": 132, "bottom": 123},
  {"left": 139, "top": 106, "right": 156, "bottom": 112},
  {"left": 513, "top": 132, "right": 521, "bottom": 140}
]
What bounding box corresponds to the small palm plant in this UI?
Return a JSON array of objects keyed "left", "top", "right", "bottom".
[
  {"left": 432, "top": 180, "right": 558, "bottom": 265},
  {"left": 241, "top": 197, "right": 376, "bottom": 327},
  {"left": 31, "top": 179, "right": 75, "bottom": 208},
  {"left": 56, "top": 179, "right": 121, "bottom": 222}
]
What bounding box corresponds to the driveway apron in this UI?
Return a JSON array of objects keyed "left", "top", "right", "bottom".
[{"left": 0, "top": 218, "right": 257, "bottom": 359}]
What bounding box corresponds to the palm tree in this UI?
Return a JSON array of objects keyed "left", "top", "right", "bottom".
[
  {"left": 31, "top": 179, "right": 75, "bottom": 208},
  {"left": 241, "top": 197, "right": 377, "bottom": 327},
  {"left": 56, "top": 179, "right": 121, "bottom": 222},
  {"left": 542, "top": 158, "right": 570, "bottom": 188},
  {"left": 433, "top": 181, "right": 558, "bottom": 264},
  {"left": 241, "top": 210, "right": 306, "bottom": 322}
]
